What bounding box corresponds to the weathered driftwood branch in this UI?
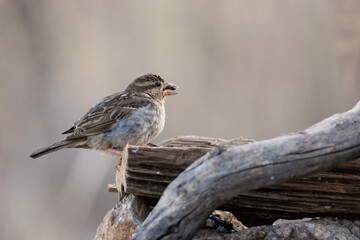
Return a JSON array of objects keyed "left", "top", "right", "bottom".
[{"left": 132, "top": 101, "right": 360, "bottom": 240}]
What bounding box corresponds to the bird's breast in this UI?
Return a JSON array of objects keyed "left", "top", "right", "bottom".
[{"left": 95, "top": 102, "right": 165, "bottom": 149}]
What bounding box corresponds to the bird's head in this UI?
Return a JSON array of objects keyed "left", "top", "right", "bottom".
[{"left": 126, "top": 74, "right": 178, "bottom": 100}]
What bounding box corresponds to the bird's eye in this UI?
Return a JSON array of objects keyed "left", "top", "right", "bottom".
[{"left": 154, "top": 82, "right": 161, "bottom": 87}]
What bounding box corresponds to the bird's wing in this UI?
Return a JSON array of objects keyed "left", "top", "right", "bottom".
[{"left": 63, "top": 92, "right": 151, "bottom": 139}]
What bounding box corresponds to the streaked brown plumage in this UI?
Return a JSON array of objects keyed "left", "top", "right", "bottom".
[{"left": 30, "top": 73, "right": 177, "bottom": 158}]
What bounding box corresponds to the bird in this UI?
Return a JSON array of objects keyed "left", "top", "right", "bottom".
[{"left": 30, "top": 73, "right": 178, "bottom": 159}]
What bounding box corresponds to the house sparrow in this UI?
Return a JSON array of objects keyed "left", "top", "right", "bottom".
[{"left": 30, "top": 73, "right": 177, "bottom": 158}]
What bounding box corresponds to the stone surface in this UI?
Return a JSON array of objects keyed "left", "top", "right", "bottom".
[
  {"left": 94, "top": 195, "right": 149, "bottom": 240},
  {"left": 194, "top": 218, "right": 360, "bottom": 240}
]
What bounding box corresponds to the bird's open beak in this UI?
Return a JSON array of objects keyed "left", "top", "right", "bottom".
[{"left": 163, "top": 82, "right": 178, "bottom": 96}]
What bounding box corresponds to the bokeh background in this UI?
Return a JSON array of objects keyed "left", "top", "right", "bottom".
[{"left": 1, "top": 1, "right": 360, "bottom": 239}]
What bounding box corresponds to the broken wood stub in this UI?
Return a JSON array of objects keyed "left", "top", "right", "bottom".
[{"left": 117, "top": 136, "right": 254, "bottom": 198}]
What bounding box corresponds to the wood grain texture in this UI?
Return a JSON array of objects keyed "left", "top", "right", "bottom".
[
  {"left": 117, "top": 136, "right": 254, "bottom": 198},
  {"left": 131, "top": 101, "right": 360, "bottom": 240},
  {"left": 109, "top": 137, "right": 360, "bottom": 226}
]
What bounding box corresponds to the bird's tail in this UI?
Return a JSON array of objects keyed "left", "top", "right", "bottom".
[{"left": 29, "top": 139, "right": 77, "bottom": 159}]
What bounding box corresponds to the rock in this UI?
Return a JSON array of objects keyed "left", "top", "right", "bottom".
[
  {"left": 94, "top": 195, "right": 150, "bottom": 240},
  {"left": 194, "top": 217, "right": 360, "bottom": 240}
]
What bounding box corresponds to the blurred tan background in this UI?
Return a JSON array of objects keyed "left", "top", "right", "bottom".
[{"left": 1, "top": 1, "right": 359, "bottom": 239}]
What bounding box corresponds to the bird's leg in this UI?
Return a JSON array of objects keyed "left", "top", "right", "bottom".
[{"left": 107, "top": 147, "right": 123, "bottom": 156}]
